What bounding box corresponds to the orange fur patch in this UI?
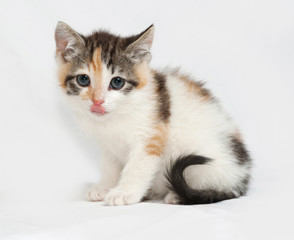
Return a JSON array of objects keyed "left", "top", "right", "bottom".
[
  {"left": 91, "top": 48, "right": 103, "bottom": 100},
  {"left": 145, "top": 123, "right": 168, "bottom": 156},
  {"left": 58, "top": 63, "right": 71, "bottom": 88},
  {"left": 133, "top": 62, "right": 151, "bottom": 89},
  {"left": 180, "top": 75, "right": 211, "bottom": 102},
  {"left": 81, "top": 86, "right": 93, "bottom": 100}
]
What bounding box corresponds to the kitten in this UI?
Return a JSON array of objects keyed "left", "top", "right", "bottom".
[{"left": 54, "top": 22, "right": 251, "bottom": 206}]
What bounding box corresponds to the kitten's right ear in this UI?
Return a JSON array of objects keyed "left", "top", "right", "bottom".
[
  {"left": 125, "top": 25, "right": 154, "bottom": 63},
  {"left": 55, "top": 21, "right": 85, "bottom": 62}
]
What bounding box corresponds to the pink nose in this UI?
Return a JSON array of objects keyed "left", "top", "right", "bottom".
[
  {"left": 91, "top": 99, "right": 106, "bottom": 115},
  {"left": 93, "top": 100, "right": 104, "bottom": 105}
]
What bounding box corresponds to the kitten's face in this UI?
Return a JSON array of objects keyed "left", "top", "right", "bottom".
[{"left": 55, "top": 22, "right": 154, "bottom": 117}]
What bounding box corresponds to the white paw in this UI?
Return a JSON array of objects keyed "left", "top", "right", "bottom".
[
  {"left": 104, "top": 189, "right": 141, "bottom": 206},
  {"left": 87, "top": 185, "right": 109, "bottom": 202},
  {"left": 164, "top": 191, "right": 181, "bottom": 205}
]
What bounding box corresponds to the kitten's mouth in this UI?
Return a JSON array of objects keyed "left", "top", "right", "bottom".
[{"left": 90, "top": 104, "right": 106, "bottom": 115}]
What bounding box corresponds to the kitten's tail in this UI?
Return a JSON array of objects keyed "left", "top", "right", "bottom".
[{"left": 166, "top": 155, "right": 236, "bottom": 204}]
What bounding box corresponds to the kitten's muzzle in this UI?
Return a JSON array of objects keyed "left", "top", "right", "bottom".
[{"left": 91, "top": 100, "right": 106, "bottom": 115}]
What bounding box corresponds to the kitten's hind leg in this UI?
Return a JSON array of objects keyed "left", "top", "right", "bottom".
[{"left": 164, "top": 191, "right": 181, "bottom": 205}]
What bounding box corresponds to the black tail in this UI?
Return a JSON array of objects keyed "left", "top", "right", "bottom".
[{"left": 166, "top": 155, "right": 237, "bottom": 205}]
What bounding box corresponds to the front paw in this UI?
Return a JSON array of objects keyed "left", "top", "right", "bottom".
[
  {"left": 87, "top": 185, "right": 109, "bottom": 202},
  {"left": 104, "top": 188, "right": 142, "bottom": 206}
]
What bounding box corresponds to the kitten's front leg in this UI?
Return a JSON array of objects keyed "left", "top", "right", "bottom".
[
  {"left": 104, "top": 147, "right": 160, "bottom": 206},
  {"left": 87, "top": 155, "right": 121, "bottom": 202}
]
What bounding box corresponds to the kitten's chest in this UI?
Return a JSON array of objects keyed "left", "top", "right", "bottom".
[{"left": 91, "top": 116, "right": 140, "bottom": 163}]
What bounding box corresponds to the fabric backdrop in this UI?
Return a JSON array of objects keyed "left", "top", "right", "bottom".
[{"left": 0, "top": 0, "right": 293, "bottom": 239}]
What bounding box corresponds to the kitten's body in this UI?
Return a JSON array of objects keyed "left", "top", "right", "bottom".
[{"left": 55, "top": 22, "right": 251, "bottom": 205}]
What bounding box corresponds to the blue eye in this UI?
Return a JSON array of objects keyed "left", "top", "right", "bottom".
[
  {"left": 77, "top": 75, "right": 90, "bottom": 87},
  {"left": 110, "top": 77, "right": 125, "bottom": 90}
]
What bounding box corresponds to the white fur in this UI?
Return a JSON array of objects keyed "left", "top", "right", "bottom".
[{"left": 64, "top": 64, "right": 250, "bottom": 206}]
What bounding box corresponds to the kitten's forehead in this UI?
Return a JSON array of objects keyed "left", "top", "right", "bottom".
[{"left": 83, "top": 31, "right": 135, "bottom": 74}]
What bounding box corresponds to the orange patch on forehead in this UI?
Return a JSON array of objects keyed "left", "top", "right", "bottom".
[
  {"left": 91, "top": 48, "right": 103, "bottom": 100},
  {"left": 133, "top": 62, "right": 151, "bottom": 89},
  {"left": 92, "top": 48, "right": 102, "bottom": 72}
]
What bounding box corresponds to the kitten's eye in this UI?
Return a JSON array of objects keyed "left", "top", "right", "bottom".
[
  {"left": 110, "top": 77, "right": 125, "bottom": 90},
  {"left": 77, "top": 75, "right": 90, "bottom": 87}
]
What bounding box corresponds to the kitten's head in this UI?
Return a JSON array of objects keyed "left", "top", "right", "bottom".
[{"left": 55, "top": 22, "right": 154, "bottom": 117}]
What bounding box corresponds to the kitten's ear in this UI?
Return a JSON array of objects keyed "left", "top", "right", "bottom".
[
  {"left": 55, "top": 21, "right": 85, "bottom": 62},
  {"left": 125, "top": 25, "right": 154, "bottom": 63}
]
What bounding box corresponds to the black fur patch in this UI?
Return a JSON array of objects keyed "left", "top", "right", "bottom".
[
  {"left": 122, "top": 86, "right": 133, "bottom": 94},
  {"left": 166, "top": 155, "right": 239, "bottom": 205},
  {"left": 65, "top": 75, "right": 75, "bottom": 85},
  {"left": 122, "top": 80, "right": 140, "bottom": 95},
  {"left": 66, "top": 80, "right": 81, "bottom": 95},
  {"left": 231, "top": 137, "right": 251, "bottom": 165},
  {"left": 126, "top": 80, "right": 139, "bottom": 88},
  {"left": 154, "top": 72, "right": 171, "bottom": 122},
  {"left": 108, "top": 36, "right": 119, "bottom": 69}
]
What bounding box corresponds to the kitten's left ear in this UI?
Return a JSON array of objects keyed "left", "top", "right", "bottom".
[
  {"left": 55, "top": 21, "right": 85, "bottom": 62},
  {"left": 125, "top": 25, "right": 154, "bottom": 63}
]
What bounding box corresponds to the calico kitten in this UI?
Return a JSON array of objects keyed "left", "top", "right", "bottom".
[{"left": 54, "top": 22, "right": 251, "bottom": 206}]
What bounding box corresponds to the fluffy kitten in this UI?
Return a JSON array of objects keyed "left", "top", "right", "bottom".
[{"left": 55, "top": 22, "right": 251, "bottom": 206}]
